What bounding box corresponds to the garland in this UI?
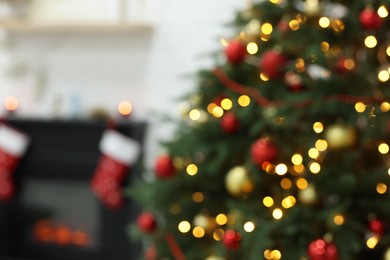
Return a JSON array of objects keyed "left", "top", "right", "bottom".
[{"left": 212, "top": 68, "right": 384, "bottom": 108}]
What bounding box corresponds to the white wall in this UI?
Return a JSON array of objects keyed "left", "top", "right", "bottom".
[{"left": 0, "top": 0, "right": 245, "bottom": 166}]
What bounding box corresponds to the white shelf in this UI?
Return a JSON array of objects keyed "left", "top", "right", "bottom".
[{"left": 0, "top": 20, "right": 153, "bottom": 35}]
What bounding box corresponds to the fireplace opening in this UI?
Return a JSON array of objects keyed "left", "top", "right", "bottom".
[{"left": 19, "top": 178, "right": 99, "bottom": 250}]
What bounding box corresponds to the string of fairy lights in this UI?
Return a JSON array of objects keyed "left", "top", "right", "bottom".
[
  {"left": 173, "top": 0, "right": 390, "bottom": 258},
  {"left": 175, "top": 115, "right": 390, "bottom": 242}
]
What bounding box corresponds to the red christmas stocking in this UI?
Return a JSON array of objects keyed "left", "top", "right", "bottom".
[
  {"left": 91, "top": 129, "right": 140, "bottom": 210},
  {"left": 0, "top": 123, "right": 29, "bottom": 201}
]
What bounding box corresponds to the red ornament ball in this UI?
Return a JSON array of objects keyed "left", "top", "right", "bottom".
[
  {"left": 225, "top": 40, "right": 247, "bottom": 64},
  {"left": 260, "top": 50, "right": 287, "bottom": 79},
  {"left": 359, "top": 8, "right": 383, "bottom": 30},
  {"left": 137, "top": 212, "right": 157, "bottom": 233},
  {"left": 154, "top": 155, "right": 176, "bottom": 179},
  {"left": 369, "top": 219, "right": 386, "bottom": 236},
  {"left": 222, "top": 230, "right": 241, "bottom": 250},
  {"left": 308, "top": 239, "right": 339, "bottom": 260},
  {"left": 221, "top": 112, "right": 240, "bottom": 134},
  {"left": 250, "top": 138, "right": 278, "bottom": 166}
]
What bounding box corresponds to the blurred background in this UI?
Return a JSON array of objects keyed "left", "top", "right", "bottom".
[
  {"left": 0, "top": 1, "right": 249, "bottom": 259},
  {"left": 0, "top": 0, "right": 245, "bottom": 167}
]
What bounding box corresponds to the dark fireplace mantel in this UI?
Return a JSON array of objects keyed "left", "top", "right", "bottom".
[{"left": 0, "top": 118, "right": 146, "bottom": 260}]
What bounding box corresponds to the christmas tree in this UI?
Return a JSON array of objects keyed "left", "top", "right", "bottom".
[{"left": 130, "top": 1, "right": 390, "bottom": 259}]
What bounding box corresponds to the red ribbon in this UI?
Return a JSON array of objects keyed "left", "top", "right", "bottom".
[
  {"left": 165, "top": 233, "right": 186, "bottom": 260},
  {"left": 212, "top": 68, "right": 384, "bottom": 108},
  {"left": 213, "top": 68, "right": 274, "bottom": 107}
]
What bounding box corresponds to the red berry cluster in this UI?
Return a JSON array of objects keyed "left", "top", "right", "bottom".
[
  {"left": 222, "top": 230, "right": 241, "bottom": 250},
  {"left": 0, "top": 149, "right": 20, "bottom": 201},
  {"left": 307, "top": 239, "right": 339, "bottom": 260},
  {"left": 91, "top": 155, "right": 130, "bottom": 209},
  {"left": 369, "top": 219, "right": 386, "bottom": 237}
]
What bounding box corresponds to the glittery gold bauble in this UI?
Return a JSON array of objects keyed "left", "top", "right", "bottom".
[
  {"left": 206, "top": 255, "right": 224, "bottom": 260},
  {"left": 193, "top": 214, "right": 208, "bottom": 228},
  {"left": 384, "top": 247, "right": 390, "bottom": 260},
  {"left": 244, "top": 19, "right": 261, "bottom": 38},
  {"left": 192, "top": 214, "right": 217, "bottom": 234},
  {"left": 325, "top": 124, "right": 357, "bottom": 149},
  {"left": 303, "top": 0, "right": 322, "bottom": 16},
  {"left": 295, "top": 0, "right": 322, "bottom": 16},
  {"left": 298, "top": 184, "right": 318, "bottom": 205},
  {"left": 225, "top": 166, "right": 253, "bottom": 196}
]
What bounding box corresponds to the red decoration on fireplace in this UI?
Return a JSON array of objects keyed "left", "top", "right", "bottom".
[
  {"left": 0, "top": 123, "right": 29, "bottom": 202},
  {"left": 91, "top": 129, "right": 140, "bottom": 210}
]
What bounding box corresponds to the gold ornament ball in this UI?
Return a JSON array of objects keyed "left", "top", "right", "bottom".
[
  {"left": 206, "top": 256, "right": 224, "bottom": 260},
  {"left": 192, "top": 214, "right": 216, "bottom": 234},
  {"left": 225, "top": 166, "right": 253, "bottom": 196},
  {"left": 298, "top": 184, "right": 318, "bottom": 205},
  {"left": 244, "top": 19, "right": 261, "bottom": 38},
  {"left": 325, "top": 124, "right": 357, "bottom": 149},
  {"left": 384, "top": 247, "right": 390, "bottom": 260},
  {"left": 193, "top": 214, "right": 209, "bottom": 228},
  {"left": 304, "top": 0, "right": 322, "bottom": 16}
]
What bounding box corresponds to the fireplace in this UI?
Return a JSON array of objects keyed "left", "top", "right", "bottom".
[{"left": 0, "top": 119, "right": 146, "bottom": 260}]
